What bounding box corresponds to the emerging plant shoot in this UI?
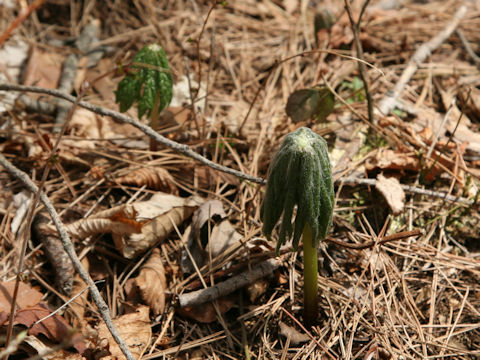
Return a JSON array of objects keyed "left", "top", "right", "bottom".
[{"left": 261, "top": 127, "right": 334, "bottom": 327}]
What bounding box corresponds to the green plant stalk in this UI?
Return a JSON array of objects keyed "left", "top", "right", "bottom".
[
  {"left": 302, "top": 223, "right": 318, "bottom": 327},
  {"left": 149, "top": 91, "right": 161, "bottom": 151}
]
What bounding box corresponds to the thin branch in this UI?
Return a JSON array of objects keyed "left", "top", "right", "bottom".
[
  {"left": 342, "top": 177, "right": 474, "bottom": 205},
  {"left": 0, "top": 82, "right": 267, "bottom": 185},
  {"left": 177, "top": 258, "right": 282, "bottom": 307},
  {"left": 344, "top": 0, "right": 374, "bottom": 123},
  {"left": 325, "top": 229, "right": 424, "bottom": 250},
  {"left": 0, "top": 154, "right": 136, "bottom": 360},
  {"left": 377, "top": 5, "right": 467, "bottom": 118},
  {"left": 456, "top": 28, "right": 480, "bottom": 68}
]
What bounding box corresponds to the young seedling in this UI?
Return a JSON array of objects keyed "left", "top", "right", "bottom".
[
  {"left": 115, "top": 43, "right": 173, "bottom": 150},
  {"left": 261, "top": 127, "right": 334, "bottom": 327}
]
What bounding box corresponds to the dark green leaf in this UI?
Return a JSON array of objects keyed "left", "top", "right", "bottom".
[{"left": 115, "top": 44, "right": 173, "bottom": 120}]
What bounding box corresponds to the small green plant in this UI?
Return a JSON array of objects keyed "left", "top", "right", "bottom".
[
  {"left": 115, "top": 44, "right": 173, "bottom": 149},
  {"left": 261, "top": 127, "right": 334, "bottom": 327},
  {"left": 339, "top": 76, "right": 365, "bottom": 104}
]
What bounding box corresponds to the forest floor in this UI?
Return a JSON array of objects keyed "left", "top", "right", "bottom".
[{"left": 1, "top": 0, "right": 480, "bottom": 359}]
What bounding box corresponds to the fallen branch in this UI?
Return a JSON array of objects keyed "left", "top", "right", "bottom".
[
  {"left": 342, "top": 177, "right": 474, "bottom": 205},
  {"left": 0, "top": 82, "right": 267, "bottom": 186},
  {"left": 376, "top": 5, "right": 467, "bottom": 118},
  {"left": 177, "top": 257, "right": 282, "bottom": 308},
  {"left": 0, "top": 153, "right": 136, "bottom": 360},
  {"left": 326, "top": 229, "right": 424, "bottom": 250}
]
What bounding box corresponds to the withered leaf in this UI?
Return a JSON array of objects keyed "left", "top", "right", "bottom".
[
  {"left": 0, "top": 281, "right": 43, "bottom": 314},
  {"left": 286, "top": 87, "right": 335, "bottom": 123},
  {"left": 177, "top": 297, "right": 235, "bottom": 323},
  {"left": 96, "top": 305, "right": 151, "bottom": 359},
  {"left": 116, "top": 167, "right": 178, "bottom": 194},
  {"left": 66, "top": 193, "right": 203, "bottom": 259},
  {"left": 181, "top": 200, "right": 242, "bottom": 273},
  {"left": 278, "top": 321, "right": 310, "bottom": 344},
  {"left": 135, "top": 248, "right": 167, "bottom": 316},
  {"left": 375, "top": 174, "right": 405, "bottom": 215}
]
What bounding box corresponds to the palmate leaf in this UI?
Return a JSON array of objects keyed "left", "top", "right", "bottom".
[
  {"left": 285, "top": 86, "right": 335, "bottom": 123},
  {"left": 115, "top": 44, "right": 173, "bottom": 120}
]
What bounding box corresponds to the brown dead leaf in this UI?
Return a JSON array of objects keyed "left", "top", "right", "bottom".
[
  {"left": 365, "top": 148, "right": 420, "bottom": 172},
  {"left": 22, "top": 46, "right": 64, "bottom": 90},
  {"left": 33, "top": 211, "right": 75, "bottom": 295},
  {"left": 96, "top": 305, "right": 151, "bottom": 359},
  {"left": 85, "top": 58, "right": 117, "bottom": 103},
  {"left": 116, "top": 167, "right": 178, "bottom": 194},
  {"left": 375, "top": 174, "right": 405, "bottom": 215},
  {"left": 278, "top": 321, "right": 310, "bottom": 344},
  {"left": 135, "top": 248, "right": 167, "bottom": 316},
  {"left": 247, "top": 278, "right": 269, "bottom": 302},
  {"left": 12, "top": 302, "right": 85, "bottom": 353},
  {"left": 66, "top": 193, "right": 203, "bottom": 258},
  {"left": 177, "top": 297, "right": 235, "bottom": 323},
  {"left": 181, "top": 200, "right": 242, "bottom": 273},
  {"left": 0, "top": 281, "right": 43, "bottom": 316},
  {"left": 459, "top": 85, "right": 480, "bottom": 121}
]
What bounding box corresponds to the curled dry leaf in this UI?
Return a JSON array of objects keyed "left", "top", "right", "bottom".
[
  {"left": 33, "top": 211, "right": 75, "bottom": 295},
  {"left": 66, "top": 193, "right": 203, "bottom": 258},
  {"left": 278, "top": 321, "right": 310, "bottom": 345},
  {"left": 96, "top": 305, "right": 151, "bottom": 359},
  {"left": 247, "top": 278, "right": 269, "bottom": 302},
  {"left": 0, "top": 281, "right": 43, "bottom": 316},
  {"left": 181, "top": 200, "right": 242, "bottom": 273},
  {"left": 0, "top": 281, "right": 85, "bottom": 352},
  {"left": 374, "top": 174, "right": 405, "bottom": 215},
  {"left": 135, "top": 248, "right": 167, "bottom": 316},
  {"left": 176, "top": 297, "right": 235, "bottom": 323},
  {"left": 116, "top": 167, "right": 178, "bottom": 194},
  {"left": 365, "top": 148, "right": 420, "bottom": 172}
]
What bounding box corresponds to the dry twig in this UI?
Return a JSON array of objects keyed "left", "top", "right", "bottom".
[
  {"left": 376, "top": 5, "right": 467, "bottom": 118},
  {"left": 0, "top": 153, "right": 136, "bottom": 360}
]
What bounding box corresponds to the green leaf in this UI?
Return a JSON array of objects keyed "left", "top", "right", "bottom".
[
  {"left": 115, "top": 44, "right": 173, "bottom": 120},
  {"left": 286, "top": 86, "right": 335, "bottom": 123}
]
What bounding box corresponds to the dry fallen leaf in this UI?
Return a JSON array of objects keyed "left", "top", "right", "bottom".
[
  {"left": 247, "top": 278, "right": 269, "bottom": 302},
  {"left": 374, "top": 174, "right": 405, "bottom": 215},
  {"left": 278, "top": 321, "right": 310, "bottom": 345},
  {"left": 116, "top": 167, "right": 178, "bottom": 194},
  {"left": 365, "top": 148, "right": 420, "bottom": 172},
  {"left": 33, "top": 211, "right": 75, "bottom": 295},
  {"left": 22, "top": 46, "right": 64, "bottom": 90},
  {"left": 181, "top": 200, "right": 242, "bottom": 273},
  {"left": 96, "top": 305, "right": 151, "bottom": 359},
  {"left": 66, "top": 192, "right": 203, "bottom": 258},
  {"left": 0, "top": 281, "right": 43, "bottom": 316},
  {"left": 135, "top": 248, "right": 167, "bottom": 316},
  {"left": 177, "top": 297, "right": 235, "bottom": 323},
  {"left": 0, "top": 281, "right": 85, "bottom": 353}
]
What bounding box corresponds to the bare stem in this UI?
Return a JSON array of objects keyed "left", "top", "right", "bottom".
[{"left": 302, "top": 224, "right": 318, "bottom": 328}]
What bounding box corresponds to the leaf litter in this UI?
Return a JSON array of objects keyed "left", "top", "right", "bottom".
[{"left": 0, "top": 0, "right": 480, "bottom": 359}]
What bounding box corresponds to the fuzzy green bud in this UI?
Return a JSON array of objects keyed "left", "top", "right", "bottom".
[{"left": 261, "top": 127, "right": 334, "bottom": 253}]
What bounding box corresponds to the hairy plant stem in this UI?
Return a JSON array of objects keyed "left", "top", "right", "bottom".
[{"left": 302, "top": 224, "right": 318, "bottom": 328}]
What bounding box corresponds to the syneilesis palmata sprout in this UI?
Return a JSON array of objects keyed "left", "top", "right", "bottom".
[{"left": 261, "top": 127, "right": 334, "bottom": 327}]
